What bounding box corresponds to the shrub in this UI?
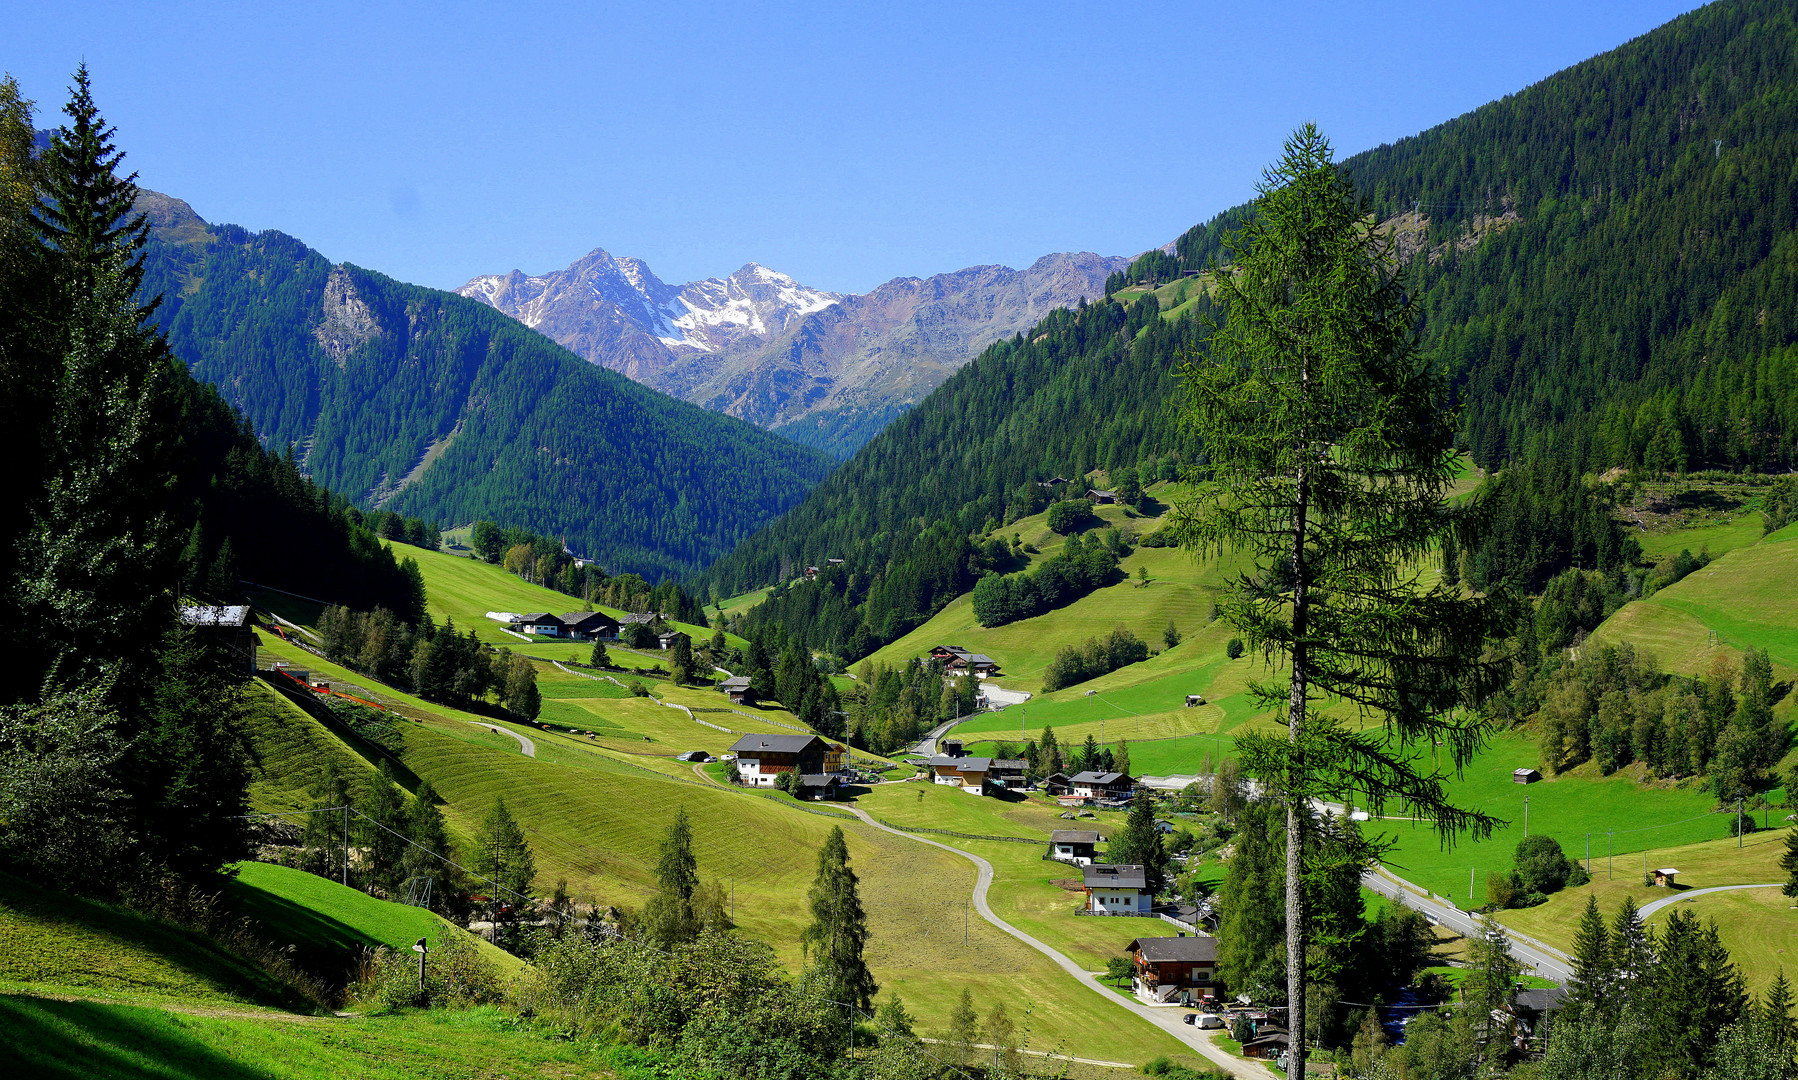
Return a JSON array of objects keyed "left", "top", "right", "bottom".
[
  {"left": 1046, "top": 500, "right": 1095, "bottom": 534},
  {"left": 1485, "top": 871, "right": 1518, "bottom": 910},
  {"left": 355, "top": 932, "right": 502, "bottom": 1012},
  {"left": 1513, "top": 835, "right": 1575, "bottom": 894},
  {"left": 1226, "top": 638, "right": 1244, "bottom": 660},
  {"left": 1106, "top": 956, "right": 1134, "bottom": 982}
]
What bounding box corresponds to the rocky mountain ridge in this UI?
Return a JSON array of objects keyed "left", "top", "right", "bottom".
[{"left": 459, "top": 247, "right": 1130, "bottom": 455}]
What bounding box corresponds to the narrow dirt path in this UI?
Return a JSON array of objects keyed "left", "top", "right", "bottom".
[{"left": 843, "top": 807, "right": 1278, "bottom": 1080}]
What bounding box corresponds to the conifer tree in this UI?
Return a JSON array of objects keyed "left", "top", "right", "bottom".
[
  {"left": 645, "top": 806, "right": 700, "bottom": 948},
  {"left": 1463, "top": 917, "right": 1524, "bottom": 1069},
  {"left": 1761, "top": 969, "right": 1798, "bottom": 1056},
  {"left": 1568, "top": 893, "right": 1614, "bottom": 1016},
  {"left": 945, "top": 986, "right": 980, "bottom": 1068},
  {"left": 1108, "top": 792, "right": 1170, "bottom": 893},
  {"left": 876, "top": 993, "right": 916, "bottom": 1039},
  {"left": 474, "top": 797, "right": 535, "bottom": 899},
  {"left": 589, "top": 638, "right": 610, "bottom": 669},
  {"left": 802, "top": 825, "right": 877, "bottom": 1013},
  {"left": 1039, "top": 727, "right": 1064, "bottom": 777},
  {"left": 1173, "top": 124, "right": 1515, "bottom": 1077},
  {"left": 362, "top": 759, "right": 411, "bottom": 893},
  {"left": 402, "top": 780, "right": 454, "bottom": 909}
]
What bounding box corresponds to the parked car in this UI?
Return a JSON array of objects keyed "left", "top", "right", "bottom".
[
  {"left": 1184, "top": 1013, "right": 1198, "bottom": 1026},
  {"left": 1195, "top": 1014, "right": 1225, "bottom": 1029}
]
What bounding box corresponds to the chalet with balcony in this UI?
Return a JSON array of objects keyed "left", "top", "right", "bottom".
[
  {"left": 989, "top": 758, "right": 1028, "bottom": 788},
  {"left": 719, "top": 676, "right": 755, "bottom": 705},
  {"left": 1081, "top": 863, "right": 1151, "bottom": 914},
  {"left": 1126, "top": 934, "right": 1223, "bottom": 1006},
  {"left": 926, "top": 645, "right": 1000, "bottom": 678},
  {"left": 1070, "top": 771, "right": 1135, "bottom": 803},
  {"left": 931, "top": 754, "right": 993, "bottom": 794},
  {"left": 729, "top": 733, "right": 829, "bottom": 788}
]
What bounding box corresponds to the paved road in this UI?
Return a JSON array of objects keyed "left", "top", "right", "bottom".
[
  {"left": 1361, "top": 868, "right": 1572, "bottom": 983},
  {"left": 845, "top": 806, "right": 1279, "bottom": 1080},
  {"left": 467, "top": 720, "right": 536, "bottom": 757},
  {"left": 1638, "top": 883, "right": 1783, "bottom": 919}
]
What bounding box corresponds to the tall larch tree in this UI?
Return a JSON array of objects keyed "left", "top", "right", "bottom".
[
  {"left": 1173, "top": 124, "right": 1515, "bottom": 1076},
  {"left": 802, "top": 825, "right": 878, "bottom": 1016}
]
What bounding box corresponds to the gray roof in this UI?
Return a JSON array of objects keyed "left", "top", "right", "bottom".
[
  {"left": 560, "top": 611, "right": 617, "bottom": 626},
  {"left": 1051, "top": 830, "right": 1102, "bottom": 844},
  {"left": 798, "top": 773, "right": 840, "bottom": 788},
  {"left": 1082, "top": 864, "right": 1147, "bottom": 890},
  {"left": 178, "top": 604, "right": 250, "bottom": 627},
  {"left": 515, "top": 612, "right": 561, "bottom": 623},
  {"left": 720, "top": 676, "right": 752, "bottom": 690},
  {"left": 990, "top": 759, "right": 1028, "bottom": 771},
  {"left": 955, "top": 757, "right": 992, "bottom": 772},
  {"left": 1071, "top": 771, "right": 1129, "bottom": 785},
  {"left": 1514, "top": 987, "right": 1568, "bottom": 1014},
  {"left": 618, "top": 612, "right": 658, "bottom": 625},
  {"left": 729, "top": 734, "right": 825, "bottom": 755},
  {"left": 1128, "top": 936, "right": 1218, "bottom": 963}
]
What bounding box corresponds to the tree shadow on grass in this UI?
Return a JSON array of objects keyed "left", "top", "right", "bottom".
[{"left": 0, "top": 994, "right": 285, "bottom": 1080}]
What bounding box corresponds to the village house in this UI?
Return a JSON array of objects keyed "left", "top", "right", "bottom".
[
  {"left": 728, "top": 733, "right": 830, "bottom": 787},
  {"left": 826, "top": 557, "right": 845, "bottom": 566},
  {"left": 558, "top": 611, "right": 620, "bottom": 641},
  {"left": 510, "top": 612, "right": 567, "bottom": 637},
  {"left": 1126, "top": 934, "right": 1224, "bottom": 1006},
  {"left": 988, "top": 758, "right": 1028, "bottom": 788},
  {"left": 803, "top": 566, "right": 819, "bottom": 581},
  {"left": 1041, "top": 772, "right": 1073, "bottom": 797},
  {"left": 719, "top": 675, "right": 755, "bottom": 705},
  {"left": 1049, "top": 829, "right": 1104, "bottom": 865},
  {"left": 1069, "top": 770, "right": 1135, "bottom": 803},
  {"left": 1513, "top": 767, "right": 1541, "bottom": 784},
  {"left": 618, "top": 612, "right": 658, "bottom": 628},
  {"left": 796, "top": 774, "right": 843, "bottom": 801},
  {"left": 1081, "top": 863, "right": 1152, "bottom": 914},
  {"left": 926, "top": 645, "right": 1000, "bottom": 678},
  {"left": 1086, "top": 489, "right": 1118, "bottom": 504},
  {"left": 931, "top": 753, "right": 993, "bottom": 794},
  {"left": 657, "top": 629, "right": 690, "bottom": 651},
  {"left": 178, "top": 604, "right": 257, "bottom": 673},
  {"left": 1038, "top": 476, "right": 1071, "bottom": 488},
  {"left": 1508, "top": 986, "right": 1568, "bottom": 1055}
]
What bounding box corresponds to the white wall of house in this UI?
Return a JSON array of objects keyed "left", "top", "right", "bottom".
[
  {"left": 1052, "top": 846, "right": 1093, "bottom": 866},
  {"left": 1088, "top": 890, "right": 1150, "bottom": 914},
  {"left": 737, "top": 758, "right": 779, "bottom": 787}
]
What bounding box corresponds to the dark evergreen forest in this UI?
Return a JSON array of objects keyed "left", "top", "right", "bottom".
[
  {"left": 705, "top": 1, "right": 1798, "bottom": 654},
  {"left": 136, "top": 215, "right": 836, "bottom": 581}
]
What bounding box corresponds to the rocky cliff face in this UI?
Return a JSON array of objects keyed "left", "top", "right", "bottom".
[{"left": 458, "top": 248, "right": 1129, "bottom": 453}]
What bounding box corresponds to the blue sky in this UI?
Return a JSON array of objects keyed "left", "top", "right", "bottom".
[{"left": 5, "top": 1, "right": 1705, "bottom": 294}]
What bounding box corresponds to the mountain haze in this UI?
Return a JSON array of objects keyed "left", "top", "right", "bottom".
[
  {"left": 136, "top": 198, "right": 835, "bottom": 581},
  {"left": 460, "top": 248, "right": 1129, "bottom": 455}
]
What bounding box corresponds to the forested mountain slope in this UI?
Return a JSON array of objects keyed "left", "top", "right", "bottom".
[
  {"left": 136, "top": 196, "right": 835, "bottom": 580},
  {"left": 703, "top": 0, "right": 1798, "bottom": 622},
  {"left": 1141, "top": 0, "right": 1798, "bottom": 473}
]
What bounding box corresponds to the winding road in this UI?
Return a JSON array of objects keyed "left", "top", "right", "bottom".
[
  {"left": 466, "top": 720, "right": 536, "bottom": 757},
  {"left": 845, "top": 806, "right": 1279, "bottom": 1080}
]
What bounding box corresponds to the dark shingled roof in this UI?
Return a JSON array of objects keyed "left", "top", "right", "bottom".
[
  {"left": 1082, "top": 864, "right": 1147, "bottom": 890},
  {"left": 990, "top": 758, "right": 1028, "bottom": 771},
  {"left": 798, "top": 774, "right": 840, "bottom": 788},
  {"left": 1051, "top": 830, "right": 1103, "bottom": 844},
  {"left": 720, "top": 676, "right": 752, "bottom": 691},
  {"left": 729, "top": 734, "right": 825, "bottom": 755},
  {"left": 1127, "top": 936, "right": 1219, "bottom": 963}
]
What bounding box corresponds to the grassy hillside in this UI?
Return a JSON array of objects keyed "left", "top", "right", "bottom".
[
  {"left": 0, "top": 873, "right": 294, "bottom": 1009},
  {"left": 227, "top": 863, "right": 523, "bottom": 981},
  {"left": 0, "top": 998, "right": 610, "bottom": 1079},
  {"left": 1588, "top": 522, "right": 1798, "bottom": 680}
]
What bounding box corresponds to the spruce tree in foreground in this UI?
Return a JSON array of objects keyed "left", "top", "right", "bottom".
[
  {"left": 645, "top": 806, "right": 700, "bottom": 947},
  {"left": 474, "top": 797, "right": 535, "bottom": 899},
  {"left": 1173, "top": 124, "right": 1515, "bottom": 1075},
  {"left": 802, "top": 825, "right": 877, "bottom": 1015}
]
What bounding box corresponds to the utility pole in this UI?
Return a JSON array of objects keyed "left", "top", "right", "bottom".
[
  {"left": 1523, "top": 795, "right": 1529, "bottom": 838},
  {"left": 1585, "top": 833, "right": 1590, "bottom": 873},
  {"left": 1739, "top": 797, "right": 1746, "bottom": 848},
  {"left": 342, "top": 804, "right": 350, "bottom": 887},
  {"left": 1470, "top": 866, "right": 1475, "bottom": 901},
  {"left": 964, "top": 898, "right": 969, "bottom": 945},
  {"left": 1608, "top": 830, "right": 1614, "bottom": 879}
]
